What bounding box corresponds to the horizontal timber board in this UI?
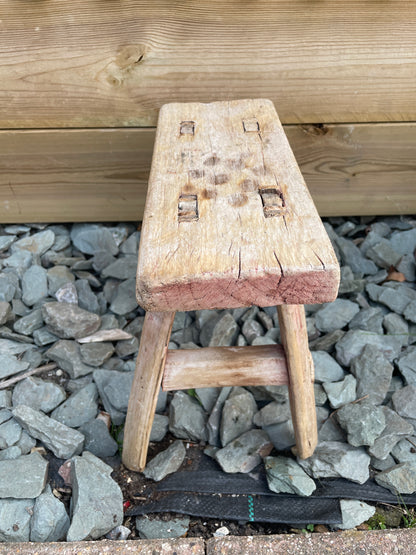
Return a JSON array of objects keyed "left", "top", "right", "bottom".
[
  {"left": 1, "top": 1, "right": 416, "bottom": 127},
  {"left": 0, "top": 123, "right": 415, "bottom": 223}
]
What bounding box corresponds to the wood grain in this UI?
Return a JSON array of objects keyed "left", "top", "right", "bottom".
[
  {"left": 277, "top": 305, "right": 317, "bottom": 459},
  {"left": 1, "top": 123, "right": 415, "bottom": 223},
  {"left": 136, "top": 100, "right": 339, "bottom": 311},
  {"left": 122, "top": 311, "right": 175, "bottom": 472},
  {"left": 1, "top": 1, "right": 415, "bottom": 127},
  {"left": 162, "top": 345, "right": 289, "bottom": 391}
]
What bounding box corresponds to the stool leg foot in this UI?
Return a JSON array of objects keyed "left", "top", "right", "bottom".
[
  {"left": 277, "top": 305, "right": 317, "bottom": 459},
  {"left": 122, "top": 311, "right": 175, "bottom": 471}
]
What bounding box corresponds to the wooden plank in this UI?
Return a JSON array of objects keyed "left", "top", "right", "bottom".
[
  {"left": 1, "top": 1, "right": 416, "bottom": 127},
  {"left": 136, "top": 99, "right": 339, "bottom": 312},
  {"left": 122, "top": 311, "right": 175, "bottom": 472},
  {"left": 0, "top": 123, "right": 415, "bottom": 223},
  {"left": 277, "top": 305, "right": 317, "bottom": 459},
  {"left": 162, "top": 345, "right": 289, "bottom": 391}
]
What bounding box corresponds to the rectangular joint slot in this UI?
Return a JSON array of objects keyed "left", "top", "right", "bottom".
[
  {"left": 243, "top": 118, "right": 260, "bottom": 133},
  {"left": 180, "top": 121, "right": 195, "bottom": 135},
  {"left": 178, "top": 194, "right": 198, "bottom": 222},
  {"left": 259, "top": 187, "right": 285, "bottom": 217}
]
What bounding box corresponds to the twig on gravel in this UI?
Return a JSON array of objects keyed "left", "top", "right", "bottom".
[
  {"left": 0, "top": 362, "right": 58, "bottom": 390},
  {"left": 77, "top": 329, "right": 133, "bottom": 343}
]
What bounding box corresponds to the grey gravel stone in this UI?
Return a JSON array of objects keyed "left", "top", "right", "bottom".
[
  {"left": 0, "top": 445, "right": 22, "bottom": 460},
  {"left": 79, "top": 419, "right": 119, "bottom": 458},
  {"left": 75, "top": 279, "right": 100, "bottom": 314},
  {"left": 298, "top": 441, "right": 371, "bottom": 484},
  {"left": 241, "top": 319, "right": 264, "bottom": 344},
  {"left": 103, "top": 371, "right": 134, "bottom": 412},
  {"left": 335, "top": 329, "right": 402, "bottom": 366},
  {"left": 349, "top": 307, "right": 384, "bottom": 334},
  {"left": 384, "top": 313, "right": 410, "bottom": 347},
  {"left": 143, "top": 440, "right": 186, "bottom": 482},
  {"left": 21, "top": 265, "right": 48, "bottom": 307},
  {"left": 207, "top": 387, "right": 232, "bottom": 447},
  {"left": 390, "top": 227, "right": 416, "bottom": 255},
  {"left": 0, "top": 390, "right": 11, "bottom": 409},
  {"left": 0, "top": 353, "right": 30, "bottom": 379},
  {"left": 368, "top": 407, "right": 413, "bottom": 460},
  {"left": 109, "top": 278, "right": 138, "bottom": 315},
  {"left": 0, "top": 301, "right": 12, "bottom": 325},
  {"left": 264, "top": 420, "right": 296, "bottom": 451},
  {"left": 33, "top": 326, "right": 59, "bottom": 346},
  {"left": 70, "top": 224, "right": 119, "bottom": 256},
  {"left": 93, "top": 370, "right": 126, "bottom": 425},
  {"left": 42, "top": 301, "right": 101, "bottom": 339},
  {"left": 397, "top": 346, "right": 416, "bottom": 385},
  {"left": 315, "top": 299, "right": 360, "bottom": 333},
  {"left": 47, "top": 266, "right": 75, "bottom": 295},
  {"left": 120, "top": 231, "right": 140, "bottom": 254},
  {"left": 67, "top": 451, "right": 123, "bottom": 541},
  {"left": 253, "top": 400, "right": 291, "bottom": 428},
  {"left": 220, "top": 387, "right": 257, "bottom": 446},
  {"left": 3, "top": 250, "right": 32, "bottom": 277},
  {"left": 335, "top": 235, "right": 378, "bottom": 275},
  {"left": 337, "top": 499, "right": 375, "bottom": 530},
  {"left": 115, "top": 336, "right": 139, "bottom": 357},
  {"left": 12, "top": 404, "right": 84, "bottom": 459},
  {"left": 150, "top": 414, "right": 169, "bottom": 442},
  {"left": 397, "top": 254, "right": 416, "bottom": 282},
  {"left": 366, "top": 239, "right": 402, "bottom": 269},
  {"left": 51, "top": 383, "right": 98, "bottom": 428},
  {"left": 194, "top": 388, "right": 220, "bottom": 413},
  {"left": 375, "top": 462, "right": 416, "bottom": 494},
  {"left": 101, "top": 256, "right": 138, "bottom": 280},
  {"left": 0, "top": 338, "right": 32, "bottom": 356},
  {"left": 46, "top": 340, "right": 96, "bottom": 379},
  {"left": 323, "top": 374, "right": 357, "bottom": 409},
  {"left": 371, "top": 454, "right": 396, "bottom": 472},
  {"left": 12, "top": 377, "right": 66, "bottom": 413},
  {"left": 0, "top": 451, "right": 48, "bottom": 498},
  {"left": 0, "top": 498, "right": 34, "bottom": 542},
  {"left": 12, "top": 230, "right": 55, "bottom": 256},
  {"left": 79, "top": 342, "right": 114, "bottom": 367},
  {"left": 215, "top": 429, "right": 272, "bottom": 474},
  {"left": 314, "top": 384, "right": 328, "bottom": 406},
  {"left": 13, "top": 308, "right": 43, "bottom": 336},
  {"left": 392, "top": 385, "right": 416, "bottom": 419},
  {"left": 136, "top": 516, "right": 190, "bottom": 540},
  {"left": 169, "top": 391, "right": 208, "bottom": 442},
  {"left": 350, "top": 344, "right": 394, "bottom": 404},
  {"left": 15, "top": 430, "right": 36, "bottom": 455},
  {"left": 264, "top": 456, "right": 316, "bottom": 497},
  {"left": 311, "top": 351, "right": 344, "bottom": 383},
  {"left": 0, "top": 235, "right": 16, "bottom": 252},
  {"left": 404, "top": 301, "right": 416, "bottom": 323},
  {"left": 336, "top": 402, "right": 386, "bottom": 447},
  {"left": 0, "top": 274, "right": 16, "bottom": 302},
  {"left": 309, "top": 329, "right": 345, "bottom": 352},
  {"left": 318, "top": 418, "right": 346, "bottom": 443},
  {"left": 200, "top": 312, "right": 239, "bottom": 347},
  {"left": 30, "top": 484, "right": 70, "bottom": 542},
  {"left": 0, "top": 415, "right": 22, "bottom": 447},
  {"left": 391, "top": 438, "right": 416, "bottom": 464}
]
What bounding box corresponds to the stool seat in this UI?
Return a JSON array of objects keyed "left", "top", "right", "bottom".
[{"left": 137, "top": 99, "right": 339, "bottom": 312}]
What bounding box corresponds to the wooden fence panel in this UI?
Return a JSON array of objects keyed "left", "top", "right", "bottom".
[
  {"left": 1, "top": 1, "right": 415, "bottom": 127},
  {"left": 0, "top": 124, "right": 415, "bottom": 222}
]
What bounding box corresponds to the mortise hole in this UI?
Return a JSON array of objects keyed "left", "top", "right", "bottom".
[
  {"left": 180, "top": 121, "right": 195, "bottom": 135},
  {"left": 243, "top": 118, "right": 260, "bottom": 133},
  {"left": 178, "top": 193, "right": 198, "bottom": 222},
  {"left": 259, "top": 187, "right": 285, "bottom": 218}
]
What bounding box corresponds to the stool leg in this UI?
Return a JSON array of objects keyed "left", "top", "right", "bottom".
[
  {"left": 277, "top": 305, "right": 317, "bottom": 459},
  {"left": 122, "top": 311, "right": 175, "bottom": 471}
]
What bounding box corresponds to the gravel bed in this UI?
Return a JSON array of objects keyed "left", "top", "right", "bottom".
[{"left": 0, "top": 216, "right": 415, "bottom": 542}]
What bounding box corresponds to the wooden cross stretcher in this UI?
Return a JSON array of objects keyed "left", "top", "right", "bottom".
[{"left": 122, "top": 99, "right": 340, "bottom": 472}]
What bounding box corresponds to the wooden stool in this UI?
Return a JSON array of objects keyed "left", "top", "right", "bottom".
[{"left": 122, "top": 99, "right": 340, "bottom": 472}]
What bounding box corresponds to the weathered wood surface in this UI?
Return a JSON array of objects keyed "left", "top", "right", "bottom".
[
  {"left": 1, "top": 123, "right": 415, "bottom": 223},
  {"left": 1, "top": 1, "right": 415, "bottom": 127},
  {"left": 122, "top": 311, "right": 175, "bottom": 472},
  {"left": 277, "top": 305, "right": 317, "bottom": 459},
  {"left": 162, "top": 345, "right": 289, "bottom": 391},
  {"left": 137, "top": 99, "right": 339, "bottom": 312}
]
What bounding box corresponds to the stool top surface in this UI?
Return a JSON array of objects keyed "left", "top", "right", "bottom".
[{"left": 137, "top": 99, "right": 339, "bottom": 312}]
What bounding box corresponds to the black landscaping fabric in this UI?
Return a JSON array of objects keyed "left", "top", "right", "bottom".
[{"left": 127, "top": 452, "right": 416, "bottom": 524}]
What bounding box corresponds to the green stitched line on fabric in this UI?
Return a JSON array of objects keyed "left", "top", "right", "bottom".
[{"left": 248, "top": 495, "right": 255, "bottom": 522}]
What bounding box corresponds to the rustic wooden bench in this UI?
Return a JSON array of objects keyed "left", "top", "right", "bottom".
[{"left": 122, "top": 99, "right": 340, "bottom": 472}]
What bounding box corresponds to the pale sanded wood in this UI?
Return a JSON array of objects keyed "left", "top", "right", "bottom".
[
  {"left": 277, "top": 305, "right": 317, "bottom": 459},
  {"left": 137, "top": 99, "right": 339, "bottom": 312},
  {"left": 1, "top": 124, "right": 416, "bottom": 223},
  {"left": 1, "top": 2, "right": 415, "bottom": 127},
  {"left": 162, "top": 345, "right": 288, "bottom": 391},
  {"left": 122, "top": 311, "right": 174, "bottom": 471}
]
